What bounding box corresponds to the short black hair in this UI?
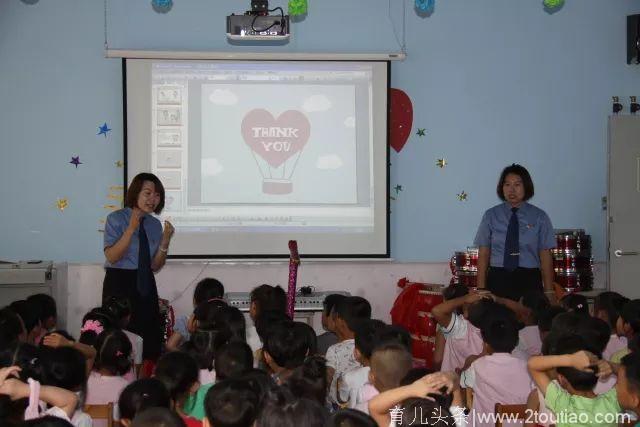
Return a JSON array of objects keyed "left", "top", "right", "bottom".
[
  {"left": 102, "top": 295, "right": 132, "bottom": 325},
  {"left": 373, "top": 325, "right": 412, "bottom": 353},
  {"left": 0, "top": 307, "right": 25, "bottom": 346},
  {"left": 236, "top": 369, "right": 277, "bottom": 410},
  {"left": 400, "top": 367, "right": 435, "bottom": 386},
  {"left": 560, "top": 293, "right": 589, "bottom": 317},
  {"left": 9, "top": 300, "right": 39, "bottom": 333},
  {"left": 293, "top": 321, "right": 318, "bottom": 356},
  {"left": 326, "top": 409, "right": 377, "bottom": 427},
  {"left": 285, "top": 355, "right": 328, "bottom": 404},
  {"left": 400, "top": 398, "right": 453, "bottom": 427},
  {"left": 536, "top": 305, "right": 566, "bottom": 333},
  {"left": 577, "top": 317, "right": 610, "bottom": 354},
  {"left": 480, "top": 310, "right": 519, "bottom": 353},
  {"left": 94, "top": 329, "right": 133, "bottom": 376},
  {"left": 118, "top": 378, "right": 171, "bottom": 421},
  {"left": 442, "top": 283, "right": 469, "bottom": 301},
  {"left": 205, "top": 379, "right": 259, "bottom": 427},
  {"left": 263, "top": 321, "right": 308, "bottom": 369},
  {"left": 554, "top": 335, "right": 599, "bottom": 391},
  {"left": 182, "top": 327, "right": 230, "bottom": 371},
  {"left": 621, "top": 300, "right": 640, "bottom": 334},
  {"left": 212, "top": 305, "right": 247, "bottom": 342},
  {"left": 255, "top": 310, "right": 290, "bottom": 343},
  {"left": 354, "top": 319, "right": 387, "bottom": 359},
  {"left": 594, "top": 291, "right": 628, "bottom": 331},
  {"left": 335, "top": 296, "right": 372, "bottom": 331},
  {"left": 467, "top": 298, "right": 499, "bottom": 329},
  {"left": 256, "top": 388, "right": 327, "bottom": 427},
  {"left": 250, "top": 285, "right": 287, "bottom": 317},
  {"left": 215, "top": 341, "right": 253, "bottom": 381},
  {"left": 621, "top": 353, "right": 640, "bottom": 395},
  {"left": 194, "top": 278, "right": 225, "bottom": 305},
  {"left": 521, "top": 290, "right": 550, "bottom": 313},
  {"left": 323, "top": 294, "right": 347, "bottom": 317},
  {"left": 496, "top": 163, "right": 534, "bottom": 201},
  {"left": 20, "top": 416, "right": 74, "bottom": 427},
  {"left": 154, "top": 351, "right": 199, "bottom": 402},
  {"left": 26, "top": 294, "right": 57, "bottom": 325},
  {"left": 130, "top": 408, "right": 186, "bottom": 427},
  {"left": 39, "top": 346, "right": 86, "bottom": 393}
]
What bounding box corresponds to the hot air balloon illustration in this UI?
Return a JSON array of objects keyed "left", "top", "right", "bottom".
[{"left": 241, "top": 109, "right": 311, "bottom": 195}]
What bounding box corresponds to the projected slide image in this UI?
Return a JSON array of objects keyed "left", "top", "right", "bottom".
[
  {"left": 157, "top": 87, "right": 182, "bottom": 104},
  {"left": 199, "top": 84, "right": 358, "bottom": 204},
  {"left": 157, "top": 107, "right": 182, "bottom": 126},
  {"left": 157, "top": 129, "right": 182, "bottom": 147}
]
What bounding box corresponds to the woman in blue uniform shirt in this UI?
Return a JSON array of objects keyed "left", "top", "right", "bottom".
[
  {"left": 474, "top": 164, "right": 556, "bottom": 301},
  {"left": 102, "top": 172, "right": 175, "bottom": 361}
]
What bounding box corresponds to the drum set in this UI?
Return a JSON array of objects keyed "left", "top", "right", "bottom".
[{"left": 450, "top": 229, "right": 593, "bottom": 293}]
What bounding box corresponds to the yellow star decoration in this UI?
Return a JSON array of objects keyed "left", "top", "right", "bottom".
[
  {"left": 56, "top": 198, "right": 69, "bottom": 211},
  {"left": 457, "top": 191, "right": 468, "bottom": 201},
  {"left": 436, "top": 158, "right": 447, "bottom": 168},
  {"left": 115, "top": 160, "right": 124, "bottom": 168}
]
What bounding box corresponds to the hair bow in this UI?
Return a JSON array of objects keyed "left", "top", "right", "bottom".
[{"left": 80, "top": 319, "right": 104, "bottom": 335}]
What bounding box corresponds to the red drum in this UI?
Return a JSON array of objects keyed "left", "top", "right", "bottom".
[
  {"left": 452, "top": 247, "right": 479, "bottom": 272},
  {"left": 457, "top": 270, "right": 478, "bottom": 288},
  {"left": 415, "top": 312, "right": 438, "bottom": 336},
  {"left": 411, "top": 334, "right": 436, "bottom": 369},
  {"left": 555, "top": 230, "right": 591, "bottom": 252},
  {"left": 552, "top": 250, "right": 593, "bottom": 271},
  {"left": 554, "top": 270, "right": 593, "bottom": 290}
]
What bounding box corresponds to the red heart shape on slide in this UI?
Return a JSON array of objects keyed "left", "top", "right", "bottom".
[
  {"left": 241, "top": 109, "right": 311, "bottom": 168},
  {"left": 389, "top": 88, "right": 413, "bottom": 152}
]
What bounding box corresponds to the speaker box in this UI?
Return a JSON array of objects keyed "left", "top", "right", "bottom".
[{"left": 628, "top": 14, "right": 640, "bottom": 64}]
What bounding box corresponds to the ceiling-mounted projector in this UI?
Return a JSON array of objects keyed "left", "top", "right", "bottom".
[{"left": 227, "top": 0, "right": 290, "bottom": 41}]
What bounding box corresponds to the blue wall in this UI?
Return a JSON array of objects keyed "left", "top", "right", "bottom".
[{"left": 1, "top": 0, "right": 639, "bottom": 262}]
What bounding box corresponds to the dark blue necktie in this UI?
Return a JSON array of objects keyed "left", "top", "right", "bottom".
[
  {"left": 137, "top": 216, "right": 152, "bottom": 297},
  {"left": 503, "top": 207, "right": 519, "bottom": 271}
]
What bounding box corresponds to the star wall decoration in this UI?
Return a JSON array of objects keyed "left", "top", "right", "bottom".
[
  {"left": 97, "top": 122, "right": 111, "bottom": 138},
  {"left": 436, "top": 158, "right": 447, "bottom": 168},
  {"left": 69, "top": 156, "right": 82, "bottom": 168},
  {"left": 394, "top": 185, "right": 403, "bottom": 195},
  {"left": 115, "top": 160, "right": 124, "bottom": 168},
  {"left": 416, "top": 128, "right": 426, "bottom": 137},
  {"left": 457, "top": 191, "right": 468, "bottom": 201},
  {"left": 56, "top": 198, "right": 69, "bottom": 211}
]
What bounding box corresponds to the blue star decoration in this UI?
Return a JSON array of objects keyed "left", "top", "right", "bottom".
[
  {"left": 457, "top": 191, "right": 468, "bottom": 201},
  {"left": 69, "top": 156, "right": 82, "bottom": 168},
  {"left": 394, "top": 185, "right": 403, "bottom": 195},
  {"left": 97, "top": 123, "right": 111, "bottom": 138},
  {"left": 416, "top": 128, "right": 426, "bottom": 137}
]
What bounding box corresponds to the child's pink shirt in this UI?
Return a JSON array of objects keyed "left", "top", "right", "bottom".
[
  {"left": 461, "top": 352, "right": 534, "bottom": 427},
  {"left": 603, "top": 335, "right": 627, "bottom": 361},
  {"left": 439, "top": 313, "right": 484, "bottom": 373}
]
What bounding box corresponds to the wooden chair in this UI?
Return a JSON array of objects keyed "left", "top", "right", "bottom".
[
  {"left": 84, "top": 402, "right": 114, "bottom": 427},
  {"left": 494, "top": 403, "right": 527, "bottom": 427}
]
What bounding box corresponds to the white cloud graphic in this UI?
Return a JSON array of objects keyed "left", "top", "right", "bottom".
[
  {"left": 344, "top": 116, "right": 356, "bottom": 128},
  {"left": 303, "top": 95, "right": 332, "bottom": 112},
  {"left": 201, "top": 158, "right": 224, "bottom": 176},
  {"left": 208, "top": 89, "right": 238, "bottom": 105},
  {"left": 316, "top": 155, "right": 343, "bottom": 170}
]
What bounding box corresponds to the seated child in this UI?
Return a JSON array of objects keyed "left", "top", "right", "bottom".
[
  {"left": 594, "top": 291, "right": 629, "bottom": 360},
  {"left": 368, "top": 371, "right": 464, "bottom": 427},
  {"left": 317, "top": 294, "right": 347, "bottom": 356},
  {"left": 118, "top": 378, "right": 171, "bottom": 427},
  {"left": 262, "top": 320, "right": 310, "bottom": 384},
  {"left": 527, "top": 334, "right": 618, "bottom": 427},
  {"left": 431, "top": 290, "right": 491, "bottom": 373},
  {"left": 103, "top": 296, "right": 142, "bottom": 381},
  {"left": 612, "top": 299, "right": 640, "bottom": 363},
  {"left": 202, "top": 379, "right": 259, "bottom": 427},
  {"left": 130, "top": 408, "right": 187, "bottom": 427},
  {"left": 247, "top": 284, "right": 287, "bottom": 353},
  {"left": 360, "top": 342, "right": 413, "bottom": 414},
  {"left": 167, "top": 277, "right": 225, "bottom": 352},
  {"left": 326, "top": 296, "right": 372, "bottom": 404},
  {"left": 154, "top": 351, "right": 201, "bottom": 427},
  {"left": 337, "top": 319, "right": 386, "bottom": 409},
  {"left": 461, "top": 306, "right": 534, "bottom": 427}
]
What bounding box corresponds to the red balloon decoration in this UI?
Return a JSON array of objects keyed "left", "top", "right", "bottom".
[{"left": 389, "top": 88, "right": 414, "bottom": 152}]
